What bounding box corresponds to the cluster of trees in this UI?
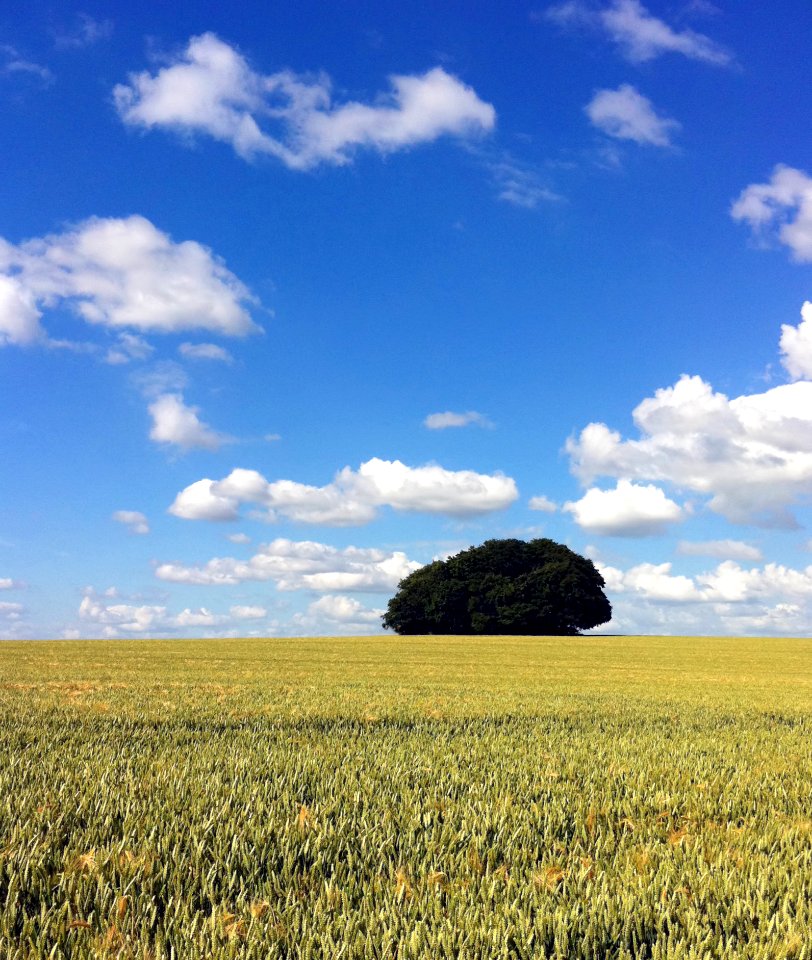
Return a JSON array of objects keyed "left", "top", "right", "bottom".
[{"left": 382, "top": 538, "right": 611, "bottom": 636}]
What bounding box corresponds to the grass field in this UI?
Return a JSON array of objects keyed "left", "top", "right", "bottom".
[{"left": 1, "top": 634, "right": 811, "bottom": 959}]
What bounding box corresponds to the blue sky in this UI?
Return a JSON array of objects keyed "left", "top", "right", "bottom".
[{"left": 2, "top": 0, "right": 812, "bottom": 638}]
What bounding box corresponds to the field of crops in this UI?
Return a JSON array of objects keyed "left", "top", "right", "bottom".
[{"left": 1, "top": 634, "right": 811, "bottom": 959}]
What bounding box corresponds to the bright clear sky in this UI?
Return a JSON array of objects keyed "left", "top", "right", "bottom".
[{"left": 2, "top": 1, "right": 811, "bottom": 638}]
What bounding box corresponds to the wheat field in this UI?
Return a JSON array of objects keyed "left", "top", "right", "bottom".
[{"left": 1, "top": 635, "right": 811, "bottom": 958}]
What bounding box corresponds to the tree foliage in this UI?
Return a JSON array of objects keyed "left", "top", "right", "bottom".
[{"left": 382, "top": 538, "right": 611, "bottom": 635}]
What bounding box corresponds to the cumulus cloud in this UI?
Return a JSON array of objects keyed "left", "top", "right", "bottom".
[
  {"left": 112, "top": 510, "right": 150, "bottom": 535},
  {"left": 78, "top": 595, "right": 165, "bottom": 634},
  {"left": 780, "top": 302, "right": 812, "bottom": 379},
  {"left": 717, "top": 602, "right": 809, "bottom": 637},
  {"left": 603, "top": 558, "right": 812, "bottom": 604},
  {"left": 173, "top": 608, "right": 227, "bottom": 628},
  {"left": 595, "top": 596, "right": 808, "bottom": 637},
  {"left": 596, "top": 558, "right": 812, "bottom": 635},
  {"left": 0, "top": 274, "right": 44, "bottom": 345},
  {"left": 168, "top": 478, "right": 241, "bottom": 521},
  {"left": 528, "top": 495, "right": 558, "bottom": 513},
  {"left": 227, "top": 532, "right": 251, "bottom": 544},
  {"left": 115, "top": 33, "right": 495, "bottom": 169},
  {"left": 169, "top": 458, "right": 518, "bottom": 525},
  {"left": 77, "top": 592, "right": 232, "bottom": 636},
  {"left": 230, "top": 605, "right": 267, "bottom": 619},
  {"left": 698, "top": 561, "right": 812, "bottom": 604},
  {"left": 424, "top": 410, "right": 492, "bottom": 430},
  {"left": 731, "top": 166, "right": 812, "bottom": 263},
  {"left": 179, "top": 341, "right": 234, "bottom": 363},
  {"left": 282, "top": 595, "right": 387, "bottom": 636},
  {"left": 0, "top": 578, "right": 21, "bottom": 590},
  {"left": 308, "top": 594, "right": 384, "bottom": 625},
  {"left": 155, "top": 537, "right": 421, "bottom": 592},
  {"left": 600, "top": 561, "right": 698, "bottom": 601},
  {"left": 585, "top": 84, "right": 679, "bottom": 147},
  {"left": 148, "top": 394, "right": 231, "bottom": 451},
  {"left": 565, "top": 479, "right": 684, "bottom": 536},
  {"left": 677, "top": 539, "right": 762, "bottom": 562},
  {"left": 0, "top": 215, "right": 259, "bottom": 347},
  {"left": 356, "top": 459, "right": 516, "bottom": 515},
  {"left": 546, "top": 0, "right": 731, "bottom": 65},
  {"left": 567, "top": 345, "right": 812, "bottom": 527}
]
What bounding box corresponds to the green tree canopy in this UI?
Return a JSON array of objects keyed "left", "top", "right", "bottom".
[{"left": 382, "top": 538, "right": 611, "bottom": 635}]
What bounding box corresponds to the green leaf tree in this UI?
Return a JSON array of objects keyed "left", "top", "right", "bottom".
[{"left": 382, "top": 538, "right": 611, "bottom": 635}]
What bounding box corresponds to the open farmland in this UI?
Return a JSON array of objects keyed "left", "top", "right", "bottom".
[{"left": 1, "top": 635, "right": 812, "bottom": 959}]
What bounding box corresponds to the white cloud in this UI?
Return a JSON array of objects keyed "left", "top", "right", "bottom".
[
  {"left": 585, "top": 84, "right": 679, "bottom": 147},
  {"left": 0, "top": 274, "right": 44, "bottom": 345},
  {"left": 148, "top": 393, "right": 231, "bottom": 451},
  {"left": 677, "top": 539, "right": 762, "bottom": 562},
  {"left": 115, "top": 33, "right": 495, "bottom": 170},
  {"left": 112, "top": 510, "right": 150, "bottom": 535},
  {"left": 173, "top": 608, "right": 225, "bottom": 628},
  {"left": 179, "top": 341, "right": 234, "bottom": 363},
  {"left": 485, "top": 154, "right": 564, "bottom": 209},
  {"left": 567, "top": 338, "right": 812, "bottom": 528},
  {"left": 227, "top": 532, "right": 251, "bottom": 544},
  {"left": 600, "top": 561, "right": 699, "bottom": 601},
  {"left": 308, "top": 594, "right": 384, "bottom": 625},
  {"left": 283, "top": 594, "right": 387, "bottom": 636},
  {"left": 543, "top": 1, "right": 597, "bottom": 28},
  {"left": 0, "top": 215, "right": 259, "bottom": 347},
  {"left": 77, "top": 591, "right": 233, "bottom": 636},
  {"left": 604, "top": 558, "right": 812, "bottom": 604},
  {"left": 105, "top": 332, "right": 154, "bottom": 365},
  {"left": 78, "top": 595, "right": 166, "bottom": 634},
  {"left": 600, "top": 0, "right": 730, "bottom": 64},
  {"left": 258, "top": 482, "right": 377, "bottom": 525},
  {"left": 170, "top": 458, "right": 518, "bottom": 525},
  {"left": 131, "top": 360, "right": 189, "bottom": 398},
  {"left": 547, "top": 0, "right": 731, "bottom": 65},
  {"left": 230, "top": 605, "right": 267, "bottom": 619},
  {"left": 781, "top": 303, "right": 812, "bottom": 379},
  {"left": 0, "top": 601, "right": 23, "bottom": 620},
  {"left": 424, "top": 410, "right": 492, "bottom": 429},
  {"left": 697, "top": 561, "right": 812, "bottom": 603},
  {"left": 168, "top": 478, "right": 240, "bottom": 521},
  {"left": 0, "top": 44, "right": 53, "bottom": 84},
  {"left": 717, "top": 602, "right": 808, "bottom": 637},
  {"left": 155, "top": 537, "right": 422, "bottom": 592},
  {"left": 565, "top": 479, "right": 684, "bottom": 536},
  {"left": 597, "top": 558, "right": 812, "bottom": 635},
  {"left": 298, "top": 459, "right": 517, "bottom": 517},
  {"left": 0, "top": 578, "right": 21, "bottom": 590},
  {"left": 731, "top": 166, "right": 812, "bottom": 263},
  {"left": 528, "top": 495, "right": 558, "bottom": 513}
]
